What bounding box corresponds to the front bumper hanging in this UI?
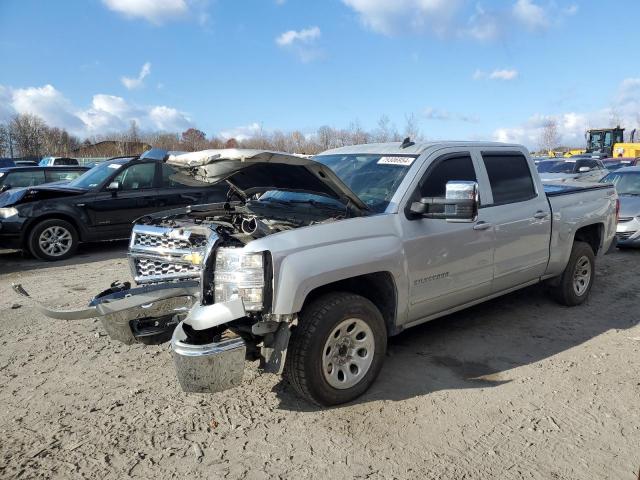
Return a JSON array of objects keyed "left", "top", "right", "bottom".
[{"left": 13, "top": 281, "right": 200, "bottom": 344}]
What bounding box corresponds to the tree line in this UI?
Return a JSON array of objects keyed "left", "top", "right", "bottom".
[{"left": 0, "top": 113, "right": 422, "bottom": 159}]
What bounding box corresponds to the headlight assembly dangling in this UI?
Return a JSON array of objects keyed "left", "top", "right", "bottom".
[{"left": 214, "top": 247, "right": 265, "bottom": 311}]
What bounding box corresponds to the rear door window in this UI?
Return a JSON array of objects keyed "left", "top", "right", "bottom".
[
  {"left": 4, "top": 170, "right": 46, "bottom": 188},
  {"left": 482, "top": 153, "right": 536, "bottom": 205}
]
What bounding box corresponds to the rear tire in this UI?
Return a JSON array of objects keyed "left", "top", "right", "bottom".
[
  {"left": 28, "top": 218, "right": 79, "bottom": 261},
  {"left": 284, "top": 292, "right": 387, "bottom": 406},
  {"left": 550, "top": 241, "right": 595, "bottom": 306}
]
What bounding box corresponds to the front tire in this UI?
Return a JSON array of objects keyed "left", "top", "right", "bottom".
[
  {"left": 284, "top": 292, "right": 387, "bottom": 406},
  {"left": 28, "top": 219, "right": 79, "bottom": 261},
  {"left": 550, "top": 241, "right": 595, "bottom": 306}
]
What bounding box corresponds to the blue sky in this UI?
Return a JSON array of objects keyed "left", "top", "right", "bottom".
[{"left": 1, "top": 0, "right": 639, "bottom": 148}]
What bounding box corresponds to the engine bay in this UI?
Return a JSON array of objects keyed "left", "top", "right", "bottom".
[{"left": 136, "top": 195, "right": 353, "bottom": 244}]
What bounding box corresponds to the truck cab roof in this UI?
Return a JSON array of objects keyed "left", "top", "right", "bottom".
[{"left": 319, "top": 141, "right": 525, "bottom": 157}]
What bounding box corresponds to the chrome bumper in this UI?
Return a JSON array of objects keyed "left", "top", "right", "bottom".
[
  {"left": 171, "top": 298, "right": 248, "bottom": 393},
  {"left": 13, "top": 281, "right": 199, "bottom": 345},
  {"left": 172, "top": 321, "right": 246, "bottom": 393}
]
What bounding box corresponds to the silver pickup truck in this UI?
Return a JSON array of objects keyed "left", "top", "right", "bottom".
[{"left": 16, "top": 141, "right": 618, "bottom": 406}]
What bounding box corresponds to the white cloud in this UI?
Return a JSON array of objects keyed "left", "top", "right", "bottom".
[
  {"left": 102, "top": 0, "right": 207, "bottom": 25},
  {"left": 492, "top": 78, "right": 640, "bottom": 148},
  {"left": 489, "top": 69, "right": 519, "bottom": 80},
  {"left": 513, "top": 0, "right": 549, "bottom": 31},
  {"left": 218, "top": 123, "right": 262, "bottom": 141},
  {"left": 563, "top": 4, "right": 579, "bottom": 16},
  {"left": 276, "top": 27, "right": 323, "bottom": 62},
  {"left": 423, "top": 107, "right": 479, "bottom": 123},
  {"left": 473, "top": 69, "right": 519, "bottom": 81},
  {"left": 276, "top": 26, "right": 321, "bottom": 46},
  {"left": 342, "top": 0, "right": 462, "bottom": 36},
  {"left": 466, "top": 5, "right": 500, "bottom": 41},
  {"left": 0, "top": 84, "right": 193, "bottom": 136},
  {"left": 121, "top": 62, "right": 151, "bottom": 90},
  {"left": 11, "top": 85, "right": 85, "bottom": 131}
]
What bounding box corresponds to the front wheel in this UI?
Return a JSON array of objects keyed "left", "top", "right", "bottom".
[
  {"left": 284, "top": 292, "right": 387, "bottom": 406},
  {"left": 28, "top": 219, "right": 79, "bottom": 261},
  {"left": 550, "top": 241, "right": 595, "bottom": 306}
]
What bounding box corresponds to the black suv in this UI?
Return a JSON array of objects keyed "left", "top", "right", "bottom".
[
  {"left": 0, "top": 153, "right": 227, "bottom": 260},
  {"left": 0, "top": 166, "right": 89, "bottom": 192}
]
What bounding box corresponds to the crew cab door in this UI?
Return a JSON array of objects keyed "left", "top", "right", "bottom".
[
  {"left": 84, "top": 161, "right": 159, "bottom": 237},
  {"left": 402, "top": 150, "right": 495, "bottom": 322},
  {"left": 476, "top": 150, "right": 551, "bottom": 292}
]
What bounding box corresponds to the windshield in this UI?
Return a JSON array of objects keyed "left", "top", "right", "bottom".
[
  {"left": 544, "top": 161, "right": 577, "bottom": 174},
  {"left": 536, "top": 161, "right": 562, "bottom": 173},
  {"left": 601, "top": 172, "right": 640, "bottom": 195},
  {"left": 588, "top": 132, "right": 603, "bottom": 150},
  {"left": 313, "top": 154, "right": 416, "bottom": 213},
  {"left": 68, "top": 161, "right": 125, "bottom": 189},
  {"left": 259, "top": 190, "right": 345, "bottom": 209}
]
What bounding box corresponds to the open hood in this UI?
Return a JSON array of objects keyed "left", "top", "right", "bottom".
[{"left": 165, "top": 149, "right": 368, "bottom": 211}]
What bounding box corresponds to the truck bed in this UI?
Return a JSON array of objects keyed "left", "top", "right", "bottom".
[{"left": 543, "top": 182, "right": 612, "bottom": 197}]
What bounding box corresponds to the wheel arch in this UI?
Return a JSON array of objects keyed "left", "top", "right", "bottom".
[
  {"left": 23, "top": 213, "right": 85, "bottom": 247},
  {"left": 574, "top": 222, "right": 604, "bottom": 255},
  {"left": 300, "top": 271, "right": 399, "bottom": 336}
]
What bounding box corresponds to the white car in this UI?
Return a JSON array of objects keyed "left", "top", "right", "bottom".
[{"left": 38, "top": 156, "right": 80, "bottom": 167}]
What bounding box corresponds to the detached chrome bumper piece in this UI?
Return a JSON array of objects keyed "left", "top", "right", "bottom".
[
  {"left": 171, "top": 298, "right": 248, "bottom": 393},
  {"left": 13, "top": 281, "right": 199, "bottom": 344}
]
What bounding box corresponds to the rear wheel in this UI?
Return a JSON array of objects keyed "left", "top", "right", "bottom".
[
  {"left": 284, "top": 292, "right": 387, "bottom": 406},
  {"left": 550, "top": 241, "right": 595, "bottom": 306},
  {"left": 28, "top": 219, "right": 79, "bottom": 261}
]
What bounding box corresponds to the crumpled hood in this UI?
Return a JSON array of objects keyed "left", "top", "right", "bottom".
[
  {"left": 618, "top": 194, "right": 640, "bottom": 218},
  {"left": 0, "top": 184, "right": 87, "bottom": 207},
  {"left": 166, "top": 149, "right": 368, "bottom": 211}
]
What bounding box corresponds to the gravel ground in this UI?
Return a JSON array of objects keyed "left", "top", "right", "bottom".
[{"left": 0, "top": 242, "right": 639, "bottom": 479}]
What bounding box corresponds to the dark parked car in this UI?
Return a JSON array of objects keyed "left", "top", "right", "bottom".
[
  {"left": 602, "top": 157, "right": 639, "bottom": 172},
  {"left": 0, "top": 153, "right": 227, "bottom": 260},
  {"left": 0, "top": 158, "right": 16, "bottom": 168},
  {"left": 0, "top": 166, "right": 89, "bottom": 192}
]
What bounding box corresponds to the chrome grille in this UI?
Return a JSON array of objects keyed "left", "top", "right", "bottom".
[{"left": 128, "top": 224, "right": 216, "bottom": 284}]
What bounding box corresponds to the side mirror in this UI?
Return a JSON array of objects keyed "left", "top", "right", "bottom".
[
  {"left": 409, "top": 181, "right": 479, "bottom": 223},
  {"left": 106, "top": 181, "right": 120, "bottom": 194},
  {"left": 578, "top": 166, "right": 591, "bottom": 173}
]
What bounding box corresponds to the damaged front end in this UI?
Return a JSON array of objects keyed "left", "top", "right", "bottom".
[{"left": 14, "top": 148, "right": 363, "bottom": 394}]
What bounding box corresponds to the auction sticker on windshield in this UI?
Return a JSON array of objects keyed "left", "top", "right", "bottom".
[{"left": 377, "top": 156, "right": 416, "bottom": 166}]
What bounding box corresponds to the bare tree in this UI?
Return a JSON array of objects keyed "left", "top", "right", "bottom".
[
  {"left": 0, "top": 124, "right": 9, "bottom": 157},
  {"left": 373, "top": 115, "right": 393, "bottom": 143},
  {"left": 316, "top": 125, "right": 334, "bottom": 151},
  {"left": 538, "top": 118, "right": 560, "bottom": 153},
  {"left": 10, "top": 113, "right": 47, "bottom": 158},
  {"left": 403, "top": 113, "right": 421, "bottom": 141}
]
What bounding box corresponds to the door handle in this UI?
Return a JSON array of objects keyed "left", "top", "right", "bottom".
[
  {"left": 533, "top": 211, "right": 549, "bottom": 219},
  {"left": 473, "top": 221, "right": 493, "bottom": 231}
]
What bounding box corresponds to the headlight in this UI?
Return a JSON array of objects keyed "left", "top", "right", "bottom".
[
  {"left": 0, "top": 207, "right": 18, "bottom": 219},
  {"left": 214, "top": 247, "right": 265, "bottom": 311}
]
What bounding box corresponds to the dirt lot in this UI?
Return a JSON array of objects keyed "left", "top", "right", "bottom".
[{"left": 0, "top": 242, "right": 638, "bottom": 479}]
